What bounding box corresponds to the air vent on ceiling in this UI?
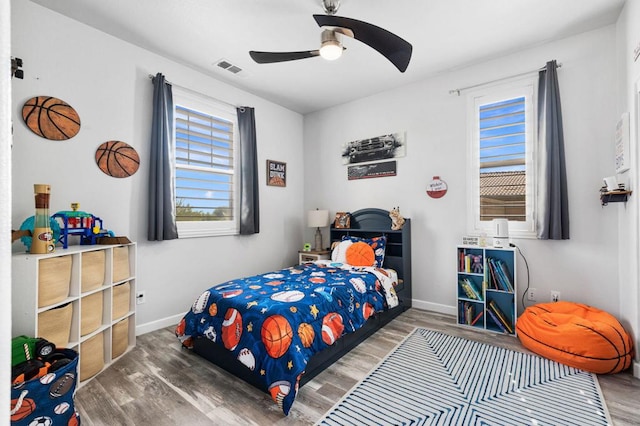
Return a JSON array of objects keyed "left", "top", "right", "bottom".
[{"left": 216, "top": 59, "right": 243, "bottom": 74}]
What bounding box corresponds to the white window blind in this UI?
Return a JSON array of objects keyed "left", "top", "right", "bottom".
[
  {"left": 173, "top": 88, "right": 239, "bottom": 237},
  {"left": 468, "top": 80, "right": 537, "bottom": 238},
  {"left": 479, "top": 96, "right": 526, "bottom": 222}
]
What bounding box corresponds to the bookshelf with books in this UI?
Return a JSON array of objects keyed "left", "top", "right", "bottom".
[{"left": 456, "top": 246, "right": 517, "bottom": 335}]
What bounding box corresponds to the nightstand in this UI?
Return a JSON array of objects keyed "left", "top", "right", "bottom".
[{"left": 298, "top": 250, "right": 330, "bottom": 263}]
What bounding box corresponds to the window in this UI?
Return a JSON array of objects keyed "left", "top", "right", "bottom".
[
  {"left": 468, "top": 79, "right": 537, "bottom": 238},
  {"left": 173, "top": 88, "right": 239, "bottom": 237}
]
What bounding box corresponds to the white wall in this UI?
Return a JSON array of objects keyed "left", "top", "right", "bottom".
[
  {"left": 1, "top": 1, "right": 12, "bottom": 423},
  {"left": 304, "top": 26, "right": 621, "bottom": 318},
  {"left": 11, "top": 1, "right": 305, "bottom": 331},
  {"left": 616, "top": 1, "right": 640, "bottom": 377}
]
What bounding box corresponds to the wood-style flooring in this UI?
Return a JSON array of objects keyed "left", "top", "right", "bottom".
[{"left": 74, "top": 308, "right": 640, "bottom": 425}]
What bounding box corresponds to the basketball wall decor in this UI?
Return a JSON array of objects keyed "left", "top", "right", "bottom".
[
  {"left": 95, "top": 141, "right": 140, "bottom": 178},
  {"left": 22, "top": 96, "right": 81, "bottom": 140}
]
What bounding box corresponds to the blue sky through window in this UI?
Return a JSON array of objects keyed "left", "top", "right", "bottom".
[
  {"left": 175, "top": 105, "right": 234, "bottom": 216},
  {"left": 479, "top": 97, "right": 525, "bottom": 172}
]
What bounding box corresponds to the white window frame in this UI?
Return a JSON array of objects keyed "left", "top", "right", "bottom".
[
  {"left": 466, "top": 77, "right": 538, "bottom": 239},
  {"left": 172, "top": 87, "right": 240, "bottom": 238}
]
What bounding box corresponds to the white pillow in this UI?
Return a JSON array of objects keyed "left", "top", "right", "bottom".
[{"left": 331, "top": 239, "right": 353, "bottom": 263}]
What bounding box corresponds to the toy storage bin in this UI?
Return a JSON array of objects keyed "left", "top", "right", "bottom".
[
  {"left": 112, "top": 281, "right": 130, "bottom": 320},
  {"left": 81, "top": 250, "right": 105, "bottom": 292},
  {"left": 112, "top": 317, "right": 129, "bottom": 358},
  {"left": 80, "top": 332, "right": 104, "bottom": 381},
  {"left": 37, "top": 255, "right": 72, "bottom": 307},
  {"left": 10, "top": 348, "right": 81, "bottom": 425},
  {"left": 80, "top": 291, "right": 103, "bottom": 336},
  {"left": 37, "top": 302, "right": 72, "bottom": 347},
  {"left": 112, "top": 246, "right": 130, "bottom": 282}
]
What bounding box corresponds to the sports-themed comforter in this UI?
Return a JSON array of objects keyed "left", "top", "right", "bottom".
[{"left": 175, "top": 260, "right": 398, "bottom": 415}]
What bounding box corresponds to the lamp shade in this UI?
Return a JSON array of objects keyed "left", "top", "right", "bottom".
[{"left": 308, "top": 209, "right": 329, "bottom": 228}]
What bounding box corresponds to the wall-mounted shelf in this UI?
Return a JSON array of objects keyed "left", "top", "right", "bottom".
[{"left": 600, "top": 190, "right": 632, "bottom": 206}]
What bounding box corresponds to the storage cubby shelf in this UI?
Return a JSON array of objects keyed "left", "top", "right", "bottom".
[
  {"left": 12, "top": 243, "right": 136, "bottom": 386},
  {"left": 457, "top": 245, "right": 517, "bottom": 335}
]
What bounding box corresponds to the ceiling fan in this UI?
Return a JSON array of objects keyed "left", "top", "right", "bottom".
[{"left": 249, "top": 0, "right": 412, "bottom": 72}]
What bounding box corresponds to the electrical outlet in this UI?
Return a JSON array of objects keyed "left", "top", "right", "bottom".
[
  {"left": 136, "top": 291, "right": 146, "bottom": 305},
  {"left": 527, "top": 288, "right": 537, "bottom": 301},
  {"left": 551, "top": 291, "right": 560, "bottom": 302}
]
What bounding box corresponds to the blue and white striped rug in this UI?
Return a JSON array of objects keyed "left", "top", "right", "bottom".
[{"left": 316, "top": 328, "right": 611, "bottom": 426}]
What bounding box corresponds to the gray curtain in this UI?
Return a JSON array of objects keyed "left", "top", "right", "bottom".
[
  {"left": 237, "top": 107, "right": 260, "bottom": 234},
  {"left": 537, "top": 60, "right": 569, "bottom": 239},
  {"left": 148, "top": 73, "right": 178, "bottom": 241}
]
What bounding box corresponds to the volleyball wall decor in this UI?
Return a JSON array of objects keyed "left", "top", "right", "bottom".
[
  {"left": 22, "top": 96, "right": 81, "bottom": 140},
  {"left": 95, "top": 141, "right": 140, "bottom": 178}
]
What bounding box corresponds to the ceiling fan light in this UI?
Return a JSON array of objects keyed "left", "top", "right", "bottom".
[
  {"left": 320, "top": 41, "right": 343, "bottom": 60},
  {"left": 319, "top": 30, "right": 343, "bottom": 61}
]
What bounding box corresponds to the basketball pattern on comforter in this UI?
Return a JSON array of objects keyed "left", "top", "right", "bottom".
[{"left": 175, "top": 262, "right": 397, "bottom": 415}]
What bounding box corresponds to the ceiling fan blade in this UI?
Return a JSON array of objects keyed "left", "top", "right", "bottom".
[
  {"left": 249, "top": 50, "right": 320, "bottom": 64},
  {"left": 313, "top": 14, "right": 412, "bottom": 72}
]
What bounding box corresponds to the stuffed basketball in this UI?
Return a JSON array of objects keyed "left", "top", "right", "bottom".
[
  {"left": 261, "top": 315, "right": 293, "bottom": 358},
  {"left": 22, "top": 96, "right": 81, "bottom": 140},
  {"left": 95, "top": 141, "right": 140, "bottom": 178},
  {"left": 345, "top": 241, "right": 375, "bottom": 266}
]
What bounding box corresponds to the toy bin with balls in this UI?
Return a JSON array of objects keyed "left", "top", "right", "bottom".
[{"left": 10, "top": 348, "right": 81, "bottom": 425}]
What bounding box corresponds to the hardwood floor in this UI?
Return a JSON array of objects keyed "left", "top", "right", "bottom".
[{"left": 74, "top": 308, "right": 640, "bottom": 425}]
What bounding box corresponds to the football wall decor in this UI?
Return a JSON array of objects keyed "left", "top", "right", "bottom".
[{"left": 22, "top": 96, "right": 81, "bottom": 140}]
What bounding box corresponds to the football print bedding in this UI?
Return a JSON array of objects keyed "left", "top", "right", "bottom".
[{"left": 175, "top": 261, "right": 398, "bottom": 415}]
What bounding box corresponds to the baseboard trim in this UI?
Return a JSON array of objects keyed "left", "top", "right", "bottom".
[
  {"left": 136, "top": 312, "right": 186, "bottom": 336},
  {"left": 634, "top": 361, "right": 640, "bottom": 379},
  {"left": 412, "top": 298, "right": 457, "bottom": 317}
]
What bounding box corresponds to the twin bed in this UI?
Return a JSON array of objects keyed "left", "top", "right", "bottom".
[{"left": 175, "top": 208, "right": 412, "bottom": 415}]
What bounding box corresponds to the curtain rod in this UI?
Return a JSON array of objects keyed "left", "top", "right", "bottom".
[
  {"left": 148, "top": 74, "right": 242, "bottom": 110},
  {"left": 448, "top": 62, "right": 562, "bottom": 96}
]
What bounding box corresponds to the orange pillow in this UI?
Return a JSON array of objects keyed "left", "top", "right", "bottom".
[{"left": 345, "top": 242, "right": 375, "bottom": 266}]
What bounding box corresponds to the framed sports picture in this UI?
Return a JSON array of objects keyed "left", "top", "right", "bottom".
[
  {"left": 334, "top": 212, "right": 351, "bottom": 229},
  {"left": 266, "top": 160, "right": 286, "bottom": 187}
]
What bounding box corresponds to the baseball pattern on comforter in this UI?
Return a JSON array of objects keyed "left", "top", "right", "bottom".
[{"left": 175, "top": 261, "right": 398, "bottom": 415}]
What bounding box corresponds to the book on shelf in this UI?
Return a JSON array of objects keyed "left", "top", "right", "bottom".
[
  {"left": 459, "top": 250, "right": 483, "bottom": 274},
  {"left": 459, "top": 301, "right": 482, "bottom": 326},
  {"left": 486, "top": 258, "right": 498, "bottom": 289},
  {"left": 459, "top": 278, "right": 482, "bottom": 300},
  {"left": 465, "top": 303, "right": 473, "bottom": 325},
  {"left": 485, "top": 307, "right": 508, "bottom": 333},
  {"left": 487, "top": 300, "right": 513, "bottom": 333},
  {"left": 470, "top": 310, "right": 483, "bottom": 326},
  {"left": 497, "top": 260, "right": 514, "bottom": 292},
  {"left": 487, "top": 257, "right": 514, "bottom": 292}
]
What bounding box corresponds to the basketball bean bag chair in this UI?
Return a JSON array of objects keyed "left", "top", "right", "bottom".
[{"left": 516, "top": 301, "right": 634, "bottom": 374}]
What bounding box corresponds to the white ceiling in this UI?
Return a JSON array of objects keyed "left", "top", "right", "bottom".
[{"left": 30, "top": 0, "right": 625, "bottom": 114}]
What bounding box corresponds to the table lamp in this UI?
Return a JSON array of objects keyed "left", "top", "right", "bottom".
[{"left": 308, "top": 209, "right": 329, "bottom": 251}]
